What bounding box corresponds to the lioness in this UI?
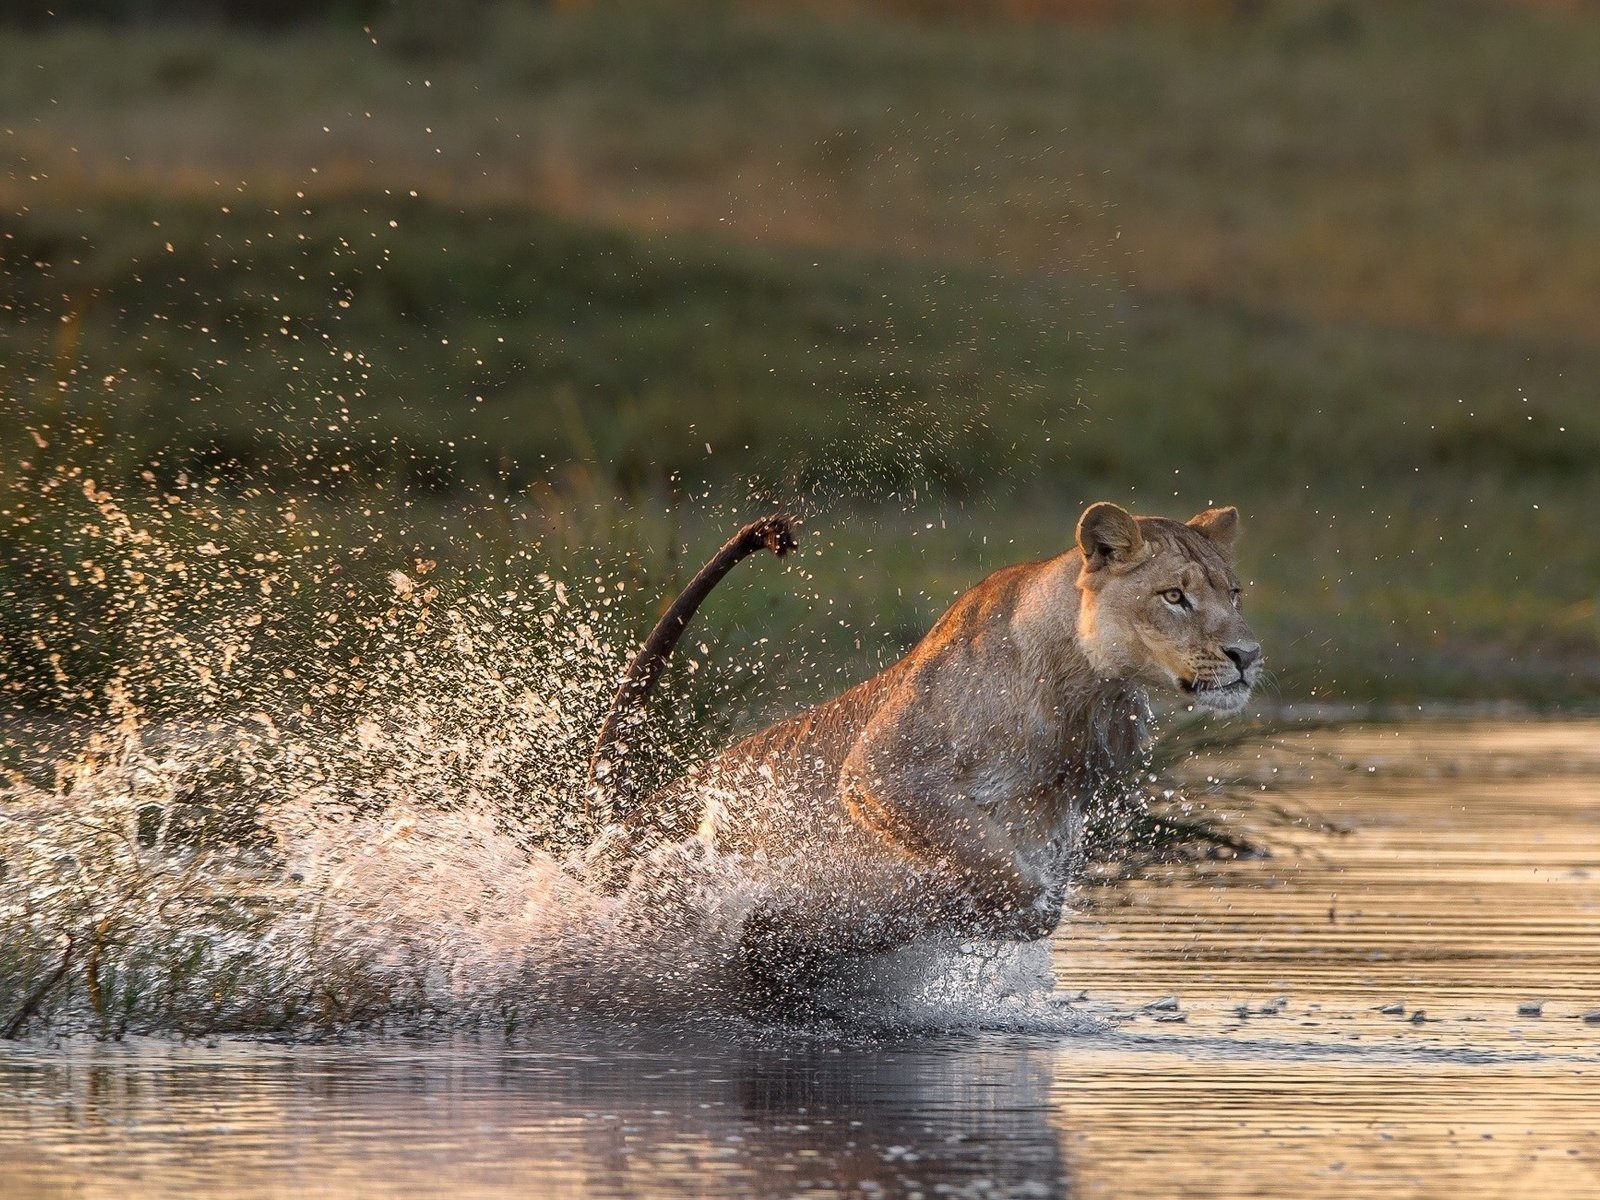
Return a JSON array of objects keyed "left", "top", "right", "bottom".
[{"left": 584, "top": 503, "right": 1261, "bottom": 995}]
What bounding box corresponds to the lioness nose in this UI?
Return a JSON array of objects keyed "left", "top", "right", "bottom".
[{"left": 1224, "top": 643, "right": 1261, "bottom": 672}]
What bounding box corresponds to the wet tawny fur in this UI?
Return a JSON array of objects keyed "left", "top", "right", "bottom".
[{"left": 587, "top": 503, "right": 1262, "bottom": 951}]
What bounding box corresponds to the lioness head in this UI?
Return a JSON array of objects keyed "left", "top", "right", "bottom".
[{"left": 1072, "top": 502, "right": 1263, "bottom": 713}]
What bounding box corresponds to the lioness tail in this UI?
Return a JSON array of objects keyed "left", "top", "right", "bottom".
[{"left": 587, "top": 512, "right": 798, "bottom": 825}]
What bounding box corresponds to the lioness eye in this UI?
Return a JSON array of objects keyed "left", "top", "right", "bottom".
[
  {"left": 1231, "top": 588, "right": 1242, "bottom": 609},
  {"left": 1160, "top": 588, "right": 1186, "bottom": 606}
]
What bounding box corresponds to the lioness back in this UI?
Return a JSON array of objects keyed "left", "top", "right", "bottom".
[{"left": 647, "top": 556, "right": 1049, "bottom": 854}]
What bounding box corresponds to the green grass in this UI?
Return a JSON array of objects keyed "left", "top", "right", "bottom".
[
  {"left": 10, "top": 2, "right": 1600, "bottom": 341},
  {"left": 4, "top": 0, "right": 1600, "bottom": 710},
  {"left": 6, "top": 194, "right": 1599, "bottom": 712}
]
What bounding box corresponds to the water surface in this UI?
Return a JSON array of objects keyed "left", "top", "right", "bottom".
[{"left": 4, "top": 721, "right": 1597, "bottom": 1198}]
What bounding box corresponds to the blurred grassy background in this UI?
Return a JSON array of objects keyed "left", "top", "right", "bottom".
[{"left": 4, "top": 0, "right": 1600, "bottom": 717}]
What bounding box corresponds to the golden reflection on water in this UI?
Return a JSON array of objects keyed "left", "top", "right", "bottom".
[
  {"left": 1053, "top": 720, "right": 1600, "bottom": 1198},
  {"left": 2, "top": 722, "right": 1597, "bottom": 1199}
]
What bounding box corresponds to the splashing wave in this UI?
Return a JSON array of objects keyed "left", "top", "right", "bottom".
[{"left": 1, "top": 476, "right": 1066, "bottom": 1039}]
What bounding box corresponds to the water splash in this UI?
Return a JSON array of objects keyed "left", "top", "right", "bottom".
[
  {"left": 0, "top": 471, "right": 1066, "bottom": 1040},
  {"left": 1, "top": 725, "right": 1069, "bottom": 1039}
]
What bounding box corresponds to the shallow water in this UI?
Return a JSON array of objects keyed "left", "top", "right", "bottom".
[{"left": 3, "top": 720, "right": 1598, "bottom": 1199}]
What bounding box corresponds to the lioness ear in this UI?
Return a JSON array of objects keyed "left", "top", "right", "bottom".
[
  {"left": 1187, "top": 506, "right": 1240, "bottom": 557},
  {"left": 1077, "top": 502, "right": 1143, "bottom": 571}
]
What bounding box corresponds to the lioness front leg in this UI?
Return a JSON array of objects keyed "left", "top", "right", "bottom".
[
  {"left": 841, "top": 774, "right": 1064, "bottom": 944},
  {"left": 735, "top": 853, "right": 940, "bottom": 1011},
  {"left": 735, "top": 842, "right": 1059, "bottom": 1013},
  {"left": 916, "top": 845, "right": 1063, "bottom": 942}
]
